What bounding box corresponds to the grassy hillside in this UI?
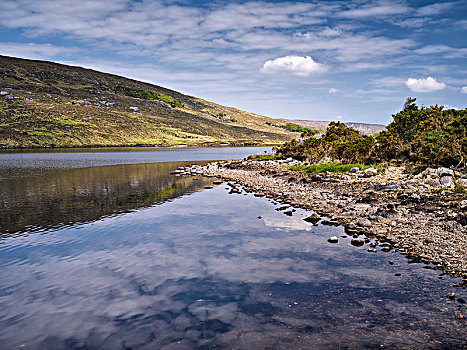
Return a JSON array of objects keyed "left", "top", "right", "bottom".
[{"left": 0, "top": 55, "right": 297, "bottom": 148}]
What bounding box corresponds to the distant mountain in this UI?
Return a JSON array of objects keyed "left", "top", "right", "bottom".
[
  {"left": 0, "top": 55, "right": 297, "bottom": 148},
  {"left": 282, "top": 119, "right": 386, "bottom": 135}
]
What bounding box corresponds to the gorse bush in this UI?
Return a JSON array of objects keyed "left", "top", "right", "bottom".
[
  {"left": 376, "top": 98, "right": 467, "bottom": 168},
  {"left": 276, "top": 98, "right": 467, "bottom": 168},
  {"left": 277, "top": 121, "right": 375, "bottom": 164}
]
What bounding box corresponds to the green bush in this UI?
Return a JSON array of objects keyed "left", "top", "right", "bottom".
[
  {"left": 276, "top": 99, "right": 467, "bottom": 169},
  {"left": 276, "top": 121, "right": 374, "bottom": 164}
]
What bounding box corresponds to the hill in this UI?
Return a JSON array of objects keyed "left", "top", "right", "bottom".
[
  {"left": 0, "top": 55, "right": 299, "bottom": 148},
  {"left": 282, "top": 119, "right": 385, "bottom": 135}
]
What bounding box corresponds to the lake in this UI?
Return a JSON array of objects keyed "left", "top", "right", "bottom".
[{"left": 0, "top": 147, "right": 465, "bottom": 349}]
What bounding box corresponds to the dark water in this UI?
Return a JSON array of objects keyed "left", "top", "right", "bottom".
[{"left": 0, "top": 149, "right": 466, "bottom": 349}]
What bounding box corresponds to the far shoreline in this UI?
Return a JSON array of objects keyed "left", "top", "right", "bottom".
[{"left": 0, "top": 142, "right": 280, "bottom": 152}]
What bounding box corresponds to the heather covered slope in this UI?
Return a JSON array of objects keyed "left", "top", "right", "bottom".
[{"left": 0, "top": 55, "right": 298, "bottom": 148}]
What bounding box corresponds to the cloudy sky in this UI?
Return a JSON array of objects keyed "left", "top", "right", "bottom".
[{"left": 0, "top": 0, "right": 466, "bottom": 124}]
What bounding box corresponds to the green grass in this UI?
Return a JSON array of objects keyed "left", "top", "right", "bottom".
[{"left": 290, "top": 162, "right": 370, "bottom": 174}]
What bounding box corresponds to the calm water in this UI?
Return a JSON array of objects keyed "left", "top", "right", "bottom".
[{"left": 0, "top": 148, "right": 465, "bottom": 349}]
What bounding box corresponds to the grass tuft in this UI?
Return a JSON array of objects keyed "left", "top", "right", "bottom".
[{"left": 290, "top": 162, "right": 370, "bottom": 174}]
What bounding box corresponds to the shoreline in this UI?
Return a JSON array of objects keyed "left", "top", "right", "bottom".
[
  {"left": 0, "top": 142, "right": 280, "bottom": 151},
  {"left": 181, "top": 159, "right": 467, "bottom": 280}
]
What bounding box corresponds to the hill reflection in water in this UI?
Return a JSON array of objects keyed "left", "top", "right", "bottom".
[{"left": 0, "top": 161, "right": 213, "bottom": 237}]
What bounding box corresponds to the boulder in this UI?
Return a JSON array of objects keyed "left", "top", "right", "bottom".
[
  {"left": 327, "top": 236, "right": 339, "bottom": 243},
  {"left": 439, "top": 176, "right": 453, "bottom": 188},
  {"left": 350, "top": 167, "right": 360, "bottom": 173},
  {"left": 341, "top": 175, "right": 351, "bottom": 181},
  {"left": 437, "top": 167, "right": 454, "bottom": 177},
  {"left": 357, "top": 218, "right": 372, "bottom": 227},
  {"left": 424, "top": 177, "right": 441, "bottom": 187},
  {"left": 304, "top": 214, "right": 320, "bottom": 224},
  {"left": 374, "top": 205, "right": 400, "bottom": 219},
  {"left": 364, "top": 168, "right": 377, "bottom": 177}
]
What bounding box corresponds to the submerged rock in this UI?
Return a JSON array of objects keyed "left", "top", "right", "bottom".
[
  {"left": 303, "top": 214, "right": 320, "bottom": 224},
  {"left": 351, "top": 238, "right": 365, "bottom": 247}
]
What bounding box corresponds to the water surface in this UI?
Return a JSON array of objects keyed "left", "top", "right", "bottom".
[
  {"left": 0, "top": 149, "right": 465, "bottom": 349},
  {"left": 0, "top": 146, "right": 270, "bottom": 179}
]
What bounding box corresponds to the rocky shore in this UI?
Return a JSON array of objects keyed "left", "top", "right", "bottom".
[{"left": 178, "top": 159, "right": 467, "bottom": 282}]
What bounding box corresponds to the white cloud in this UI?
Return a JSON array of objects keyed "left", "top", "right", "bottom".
[
  {"left": 416, "top": 2, "right": 457, "bottom": 16},
  {"left": 461, "top": 86, "right": 467, "bottom": 94},
  {"left": 329, "top": 88, "right": 338, "bottom": 93},
  {"left": 261, "top": 56, "right": 327, "bottom": 77},
  {"left": 340, "top": 3, "right": 409, "bottom": 18},
  {"left": 0, "top": 42, "right": 77, "bottom": 60},
  {"left": 415, "top": 44, "right": 467, "bottom": 58},
  {"left": 405, "top": 77, "right": 447, "bottom": 92},
  {"left": 319, "top": 27, "right": 341, "bottom": 37}
]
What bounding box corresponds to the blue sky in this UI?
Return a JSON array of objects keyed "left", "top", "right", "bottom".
[{"left": 0, "top": 0, "right": 466, "bottom": 124}]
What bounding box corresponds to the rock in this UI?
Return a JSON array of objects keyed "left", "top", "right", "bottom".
[
  {"left": 129, "top": 106, "right": 139, "bottom": 111},
  {"left": 341, "top": 175, "right": 351, "bottom": 180},
  {"left": 284, "top": 210, "right": 293, "bottom": 216},
  {"left": 364, "top": 168, "right": 378, "bottom": 177},
  {"left": 350, "top": 167, "right": 359, "bottom": 173},
  {"left": 310, "top": 174, "right": 323, "bottom": 182},
  {"left": 424, "top": 178, "right": 441, "bottom": 187},
  {"left": 303, "top": 214, "right": 320, "bottom": 224},
  {"left": 460, "top": 200, "right": 467, "bottom": 209},
  {"left": 374, "top": 205, "right": 400, "bottom": 219},
  {"left": 321, "top": 220, "right": 339, "bottom": 226},
  {"left": 374, "top": 182, "right": 400, "bottom": 191},
  {"left": 0, "top": 91, "right": 8, "bottom": 96},
  {"left": 446, "top": 293, "right": 456, "bottom": 300},
  {"left": 351, "top": 238, "right": 365, "bottom": 247},
  {"left": 357, "top": 218, "right": 372, "bottom": 227},
  {"left": 437, "top": 167, "right": 454, "bottom": 177},
  {"left": 72, "top": 100, "right": 91, "bottom": 105},
  {"left": 439, "top": 176, "right": 453, "bottom": 188},
  {"left": 458, "top": 298, "right": 466, "bottom": 304},
  {"left": 327, "top": 236, "right": 339, "bottom": 243}
]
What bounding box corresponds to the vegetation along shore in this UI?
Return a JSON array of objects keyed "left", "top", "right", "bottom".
[{"left": 179, "top": 99, "right": 467, "bottom": 284}]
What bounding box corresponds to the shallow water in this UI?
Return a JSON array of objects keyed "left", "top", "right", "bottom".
[{"left": 0, "top": 149, "right": 466, "bottom": 349}]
